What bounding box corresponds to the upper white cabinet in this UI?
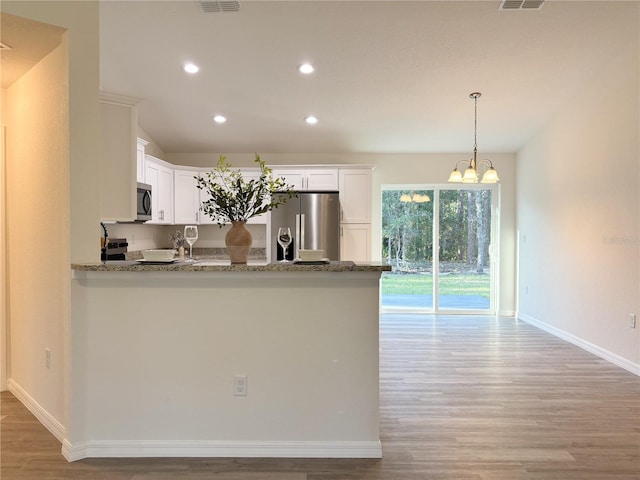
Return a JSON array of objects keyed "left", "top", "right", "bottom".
[
  {"left": 99, "top": 94, "right": 139, "bottom": 221},
  {"left": 145, "top": 156, "right": 174, "bottom": 224},
  {"left": 339, "top": 169, "right": 372, "bottom": 223},
  {"left": 271, "top": 168, "right": 338, "bottom": 191},
  {"left": 173, "top": 168, "right": 200, "bottom": 225},
  {"left": 136, "top": 138, "right": 149, "bottom": 183}
]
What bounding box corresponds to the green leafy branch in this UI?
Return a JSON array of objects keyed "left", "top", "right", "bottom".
[{"left": 195, "top": 154, "right": 296, "bottom": 227}]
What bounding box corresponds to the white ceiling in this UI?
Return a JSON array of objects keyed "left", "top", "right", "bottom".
[{"left": 20, "top": 1, "right": 640, "bottom": 155}]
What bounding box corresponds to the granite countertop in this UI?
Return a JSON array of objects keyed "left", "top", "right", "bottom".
[{"left": 71, "top": 258, "right": 391, "bottom": 272}]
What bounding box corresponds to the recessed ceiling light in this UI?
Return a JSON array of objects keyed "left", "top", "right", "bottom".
[
  {"left": 184, "top": 63, "right": 199, "bottom": 74},
  {"left": 213, "top": 115, "right": 227, "bottom": 124},
  {"left": 298, "top": 63, "right": 315, "bottom": 74},
  {"left": 305, "top": 116, "right": 318, "bottom": 125}
]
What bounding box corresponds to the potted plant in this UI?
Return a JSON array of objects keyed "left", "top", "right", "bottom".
[{"left": 195, "top": 154, "right": 295, "bottom": 263}]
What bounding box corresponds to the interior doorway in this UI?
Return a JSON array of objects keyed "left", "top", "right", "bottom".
[{"left": 381, "top": 184, "right": 499, "bottom": 314}]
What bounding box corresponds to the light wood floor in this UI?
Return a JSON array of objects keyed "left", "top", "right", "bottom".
[{"left": 2, "top": 315, "right": 639, "bottom": 479}]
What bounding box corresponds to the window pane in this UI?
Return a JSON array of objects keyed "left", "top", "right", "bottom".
[
  {"left": 438, "top": 189, "right": 491, "bottom": 310},
  {"left": 381, "top": 190, "right": 434, "bottom": 309}
]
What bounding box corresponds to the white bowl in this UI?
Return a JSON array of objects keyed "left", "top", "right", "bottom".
[
  {"left": 298, "top": 249, "right": 325, "bottom": 261},
  {"left": 142, "top": 249, "right": 177, "bottom": 261}
]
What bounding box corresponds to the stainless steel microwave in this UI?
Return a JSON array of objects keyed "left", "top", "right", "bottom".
[{"left": 136, "top": 182, "right": 152, "bottom": 221}]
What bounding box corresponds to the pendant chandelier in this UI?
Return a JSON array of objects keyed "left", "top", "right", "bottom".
[{"left": 448, "top": 92, "right": 500, "bottom": 184}]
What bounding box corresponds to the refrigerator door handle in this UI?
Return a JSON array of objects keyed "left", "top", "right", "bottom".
[{"left": 295, "top": 214, "right": 301, "bottom": 259}]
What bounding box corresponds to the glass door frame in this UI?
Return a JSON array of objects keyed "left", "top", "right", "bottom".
[{"left": 381, "top": 183, "right": 501, "bottom": 315}]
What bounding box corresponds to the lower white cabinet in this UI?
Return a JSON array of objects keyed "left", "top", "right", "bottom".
[
  {"left": 145, "top": 156, "right": 174, "bottom": 224},
  {"left": 174, "top": 168, "right": 200, "bottom": 224},
  {"left": 340, "top": 223, "right": 371, "bottom": 262}
]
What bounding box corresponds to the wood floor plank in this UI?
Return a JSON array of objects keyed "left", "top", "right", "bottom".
[{"left": 2, "top": 315, "right": 639, "bottom": 479}]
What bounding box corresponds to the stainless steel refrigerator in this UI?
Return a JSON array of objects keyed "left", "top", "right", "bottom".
[{"left": 270, "top": 192, "right": 340, "bottom": 261}]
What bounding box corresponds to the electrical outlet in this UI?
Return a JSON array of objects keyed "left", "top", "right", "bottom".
[
  {"left": 45, "top": 348, "right": 51, "bottom": 369},
  {"left": 233, "top": 375, "right": 247, "bottom": 396},
  {"left": 630, "top": 313, "right": 637, "bottom": 329}
]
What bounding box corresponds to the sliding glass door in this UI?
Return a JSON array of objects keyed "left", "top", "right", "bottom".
[
  {"left": 381, "top": 189, "right": 434, "bottom": 309},
  {"left": 381, "top": 184, "right": 498, "bottom": 313}
]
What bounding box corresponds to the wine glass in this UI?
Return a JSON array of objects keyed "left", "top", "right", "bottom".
[
  {"left": 184, "top": 225, "right": 198, "bottom": 259},
  {"left": 277, "top": 227, "right": 292, "bottom": 262}
]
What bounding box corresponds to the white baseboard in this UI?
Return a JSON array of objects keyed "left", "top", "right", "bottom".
[
  {"left": 62, "top": 439, "right": 382, "bottom": 462},
  {"left": 518, "top": 313, "right": 640, "bottom": 376},
  {"left": 7, "top": 379, "right": 65, "bottom": 442}
]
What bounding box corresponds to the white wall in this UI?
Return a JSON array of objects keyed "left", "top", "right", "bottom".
[
  {"left": 166, "top": 152, "right": 517, "bottom": 315},
  {"left": 516, "top": 31, "right": 640, "bottom": 371},
  {"left": 69, "top": 270, "right": 382, "bottom": 460}
]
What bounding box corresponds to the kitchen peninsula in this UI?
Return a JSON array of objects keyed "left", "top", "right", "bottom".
[{"left": 68, "top": 260, "right": 390, "bottom": 461}]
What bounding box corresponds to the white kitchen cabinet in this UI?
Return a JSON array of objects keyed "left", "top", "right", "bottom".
[
  {"left": 145, "top": 156, "right": 174, "bottom": 224},
  {"left": 339, "top": 169, "right": 372, "bottom": 223},
  {"left": 173, "top": 168, "right": 200, "bottom": 224},
  {"left": 99, "top": 95, "right": 138, "bottom": 221},
  {"left": 340, "top": 224, "right": 371, "bottom": 262},
  {"left": 272, "top": 168, "right": 338, "bottom": 191},
  {"left": 136, "top": 138, "right": 149, "bottom": 183}
]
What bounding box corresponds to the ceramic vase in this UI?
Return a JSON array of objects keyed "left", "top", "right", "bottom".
[{"left": 225, "top": 221, "right": 252, "bottom": 264}]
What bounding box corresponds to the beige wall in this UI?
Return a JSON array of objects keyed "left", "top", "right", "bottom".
[
  {"left": 1, "top": 89, "right": 6, "bottom": 390},
  {"left": 1, "top": 0, "right": 101, "bottom": 445},
  {"left": 516, "top": 28, "right": 640, "bottom": 369},
  {"left": 5, "top": 35, "right": 68, "bottom": 426}
]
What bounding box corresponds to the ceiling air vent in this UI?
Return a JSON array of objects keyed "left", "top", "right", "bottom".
[
  {"left": 197, "top": 1, "right": 240, "bottom": 13},
  {"left": 499, "top": 0, "right": 545, "bottom": 10}
]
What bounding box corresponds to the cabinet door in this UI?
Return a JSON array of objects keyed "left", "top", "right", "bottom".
[
  {"left": 136, "top": 138, "right": 149, "bottom": 183},
  {"left": 145, "top": 162, "right": 161, "bottom": 223},
  {"left": 271, "top": 168, "right": 338, "bottom": 191},
  {"left": 145, "top": 158, "right": 174, "bottom": 224},
  {"left": 306, "top": 169, "right": 339, "bottom": 191},
  {"left": 157, "top": 167, "right": 174, "bottom": 224},
  {"left": 174, "top": 169, "right": 199, "bottom": 224},
  {"left": 339, "top": 169, "right": 372, "bottom": 223},
  {"left": 272, "top": 169, "right": 305, "bottom": 190},
  {"left": 340, "top": 224, "right": 371, "bottom": 262}
]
